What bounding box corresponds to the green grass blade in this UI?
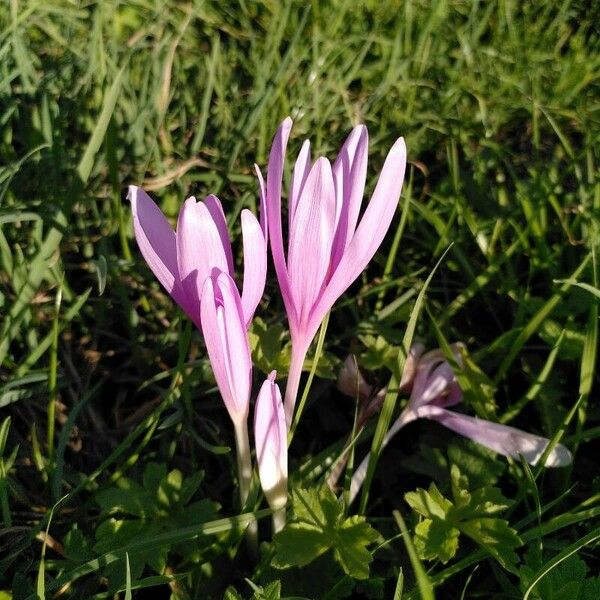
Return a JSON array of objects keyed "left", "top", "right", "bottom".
[
  {"left": 393, "top": 510, "right": 434, "bottom": 600},
  {"left": 359, "top": 245, "right": 452, "bottom": 514},
  {"left": 77, "top": 65, "right": 125, "bottom": 184},
  {"left": 523, "top": 526, "right": 600, "bottom": 600}
]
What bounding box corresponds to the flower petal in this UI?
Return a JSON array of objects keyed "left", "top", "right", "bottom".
[
  {"left": 200, "top": 272, "right": 251, "bottom": 422},
  {"left": 204, "top": 194, "right": 234, "bottom": 275},
  {"left": 418, "top": 406, "right": 573, "bottom": 467},
  {"left": 254, "top": 164, "right": 268, "bottom": 243},
  {"left": 337, "top": 355, "right": 373, "bottom": 400},
  {"left": 331, "top": 125, "right": 368, "bottom": 269},
  {"left": 309, "top": 137, "right": 407, "bottom": 336},
  {"left": 128, "top": 185, "right": 185, "bottom": 306},
  {"left": 289, "top": 139, "right": 311, "bottom": 230},
  {"left": 176, "top": 197, "right": 229, "bottom": 325},
  {"left": 287, "top": 157, "right": 337, "bottom": 324},
  {"left": 399, "top": 343, "right": 426, "bottom": 392},
  {"left": 266, "top": 117, "right": 296, "bottom": 326},
  {"left": 254, "top": 371, "right": 288, "bottom": 509},
  {"left": 240, "top": 209, "right": 267, "bottom": 327},
  {"left": 410, "top": 361, "right": 456, "bottom": 410}
]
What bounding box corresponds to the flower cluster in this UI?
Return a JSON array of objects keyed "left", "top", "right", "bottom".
[
  {"left": 130, "top": 117, "right": 407, "bottom": 533},
  {"left": 130, "top": 117, "right": 571, "bottom": 537}
]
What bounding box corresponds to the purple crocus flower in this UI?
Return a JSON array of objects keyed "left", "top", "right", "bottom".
[
  {"left": 200, "top": 270, "right": 254, "bottom": 508},
  {"left": 257, "top": 118, "right": 407, "bottom": 427},
  {"left": 349, "top": 344, "right": 572, "bottom": 503},
  {"left": 128, "top": 185, "right": 266, "bottom": 330},
  {"left": 130, "top": 186, "right": 266, "bottom": 515}
]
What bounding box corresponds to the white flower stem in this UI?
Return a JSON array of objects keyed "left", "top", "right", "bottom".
[
  {"left": 272, "top": 505, "right": 287, "bottom": 534},
  {"left": 233, "top": 419, "right": 257, "bottom": 554}
]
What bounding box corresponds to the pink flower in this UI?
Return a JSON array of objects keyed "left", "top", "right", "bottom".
[
  {"left": 403, "top": 346, "right": 572, "bottom": 466},
  {"left": 350, "top": 344, "right": 572, "bottom": 503},
  {"left": 200, "top": 270, "right": 254, "bottom": 508},
  {"left": 258, "top": 118, "right": 407, "bottom": 427},
  {"left": 128, "top": 185, "right": 266, "bottom": 330},
  {"left": 200, "top": 271, "right": 252, "bottom": 425},
  {"left": 254, "top": 371, "right": 288, "bottom": 532}
]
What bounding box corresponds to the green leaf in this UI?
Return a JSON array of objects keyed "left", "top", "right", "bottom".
[
  {"left": 63, "top": 527, "right": 94, "bottom": 562},
  {"left": 249, "top": 317, "right": 290, "bottom": 374},
  {"left": 447, "top": 440, "right": 505, "bottom": 488},
  {"left": 157, "top": 469, "right": 183, "bottom": 507},
  {"left": 413, "top": 518, "right": 460, "bottom": 563},
  {"left": 272, "top": 486, "right": 379, "bottom": 579},
  {"left": 251, "top": 580, "right": 281, "bottom": 600},
  {"left": 459, "top": 518, "right": 521, "bottom": 573},
  {"left": 223, "top": 587, "right": 244, "bottom": 600},
  {"left": 333, "top": 516, "right": 379, "bottom": 580},
  {"left": 405, "top": 483, "right": 453, "bottom": 519},
  {"left": 405, "top": 466, "right": 522, "bottom": 569},
  {"left": 291, "top": 486, "right": 342, "bottom": 529},
  {"left": 272, "top": 524, "right": 330, "bottom": 568}
]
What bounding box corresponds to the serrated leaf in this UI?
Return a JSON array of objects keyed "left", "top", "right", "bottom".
[
  {"left": 223, "top": 587, "right": 244, "bottom": 600},
  {"left": 251, "top": 580, "right": 281, "bottom": 600},
  {"left": 333, "top": 516, "right": 379, "bottom": 579},
  {"left": 447, "top": 439, "right": 505, "bottom": 487},
  {"left": 405, "top": 483, "right": 452, "bottom": 519},
  {"left": 95, "top": 481, "right": 155, "bottom": 518},
  {"left": 273, "top": 486, "right": 378, "bottom": 579},
  {"left": 460, "top": 518, "right": 521, "bottom": 573},
  {"left": 272, "top": 524, "right": 330, "bottom": 568},
  {"left": 291, "top": 486, "right": 342, "bottom": 529},
  {"left": 413, "top": 518, "right": 460, "bottom": 563},
  {"left": 406, "top": 466, "right": 521, "bottom": 568}
]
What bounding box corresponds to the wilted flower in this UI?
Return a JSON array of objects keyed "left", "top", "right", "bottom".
[
  {"left": 349, "top": 343, "right": 572, "bottom": 503},
  {"left": 258, "top": 118, "right": 407, "bottom": 427}
]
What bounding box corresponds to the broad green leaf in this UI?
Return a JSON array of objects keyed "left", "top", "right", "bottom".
[
  {"left": 405, "top": 484, "right": 453, "bottom": 520},
  {"left": 333, "top": 516, "right": 379, "bottom": 580},
  {"left": 413, "top": 519, "right": 460, "bottom": 563},
  {"left": 273, "top": 486, "right": 379, "bottom": 579},
  {"left": 272, "top": 524, "right": 330, "bottom": 568},
  {"left": 459, "top": 518, "right": 521, "bottom": 573}
]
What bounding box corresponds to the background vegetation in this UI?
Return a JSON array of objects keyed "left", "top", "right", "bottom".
[{"left": 0, "top": 0, "right": 598, "bottom": 598}]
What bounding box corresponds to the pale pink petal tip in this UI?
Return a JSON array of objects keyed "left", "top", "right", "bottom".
[{"left": 419, "top": 406, "right": 573, "bottom": 468}]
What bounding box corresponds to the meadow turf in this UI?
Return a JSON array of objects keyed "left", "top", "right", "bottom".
[{"left": 0, "top": 0, "right": 599, "bottom": 598}]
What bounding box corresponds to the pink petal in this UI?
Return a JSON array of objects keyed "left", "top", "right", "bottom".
[
  {"left": 418, "top": 406, "right": 573, "bottom": 467},
  {"left": 287, "top": 157, "right": 336, "bottom": 325},
  {"left": 254, "top": 164, "right": 268, "bottom": 243},
  {"left": 409, "top": 361, "right": 455, "bottom": 410},
  {"left": 337, "top": 355, "right": 373, "bottom": 400},
  {"left": 399, "top": 343, "right": 426, "bottom": 392},
  {"left": 254, "top": 371, "right": 288, "bottom": 507},
  {"left": 204, "top": 194, "right": 234, "bottom": 275},
  {"left": 128, "top": 185, "right": 185, "bottom": 306},
  {"left": 289, "top": 139, "right": 311, "bottom": 230},
  {"left": 240, "top": 209, "right": 267, "bottom": 328},
  {"left": 200, "top": 272, "right": 251, "bottom": 422},
  {"left": 331, "top": 125, "right": 368, "bottom": 270},
  {"left": 309, "top": 137, "right": 407, "bottom": 337},
  {"left": 176, "top": 197, "right": 229, "bottom": 325},
  {"left": 266, "top": 117, "right": 296, "bottom": 327}
]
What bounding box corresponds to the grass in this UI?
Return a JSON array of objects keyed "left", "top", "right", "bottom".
[{"left": 1, "top": 0, "right": 599, "bottom": 598}]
